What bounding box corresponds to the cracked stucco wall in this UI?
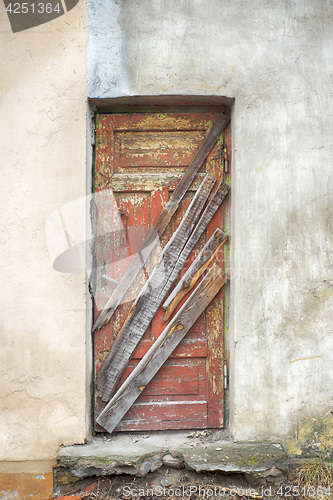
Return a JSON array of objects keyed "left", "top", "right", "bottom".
[
  {"left": 0, "top": 1, "right": 88, "bottom": 462},
  {"left": 88, "top": 0, "right": 333, "bottom": 454}
]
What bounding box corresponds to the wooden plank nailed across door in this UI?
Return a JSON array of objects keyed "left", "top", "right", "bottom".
[
  {"left": 160, "top": 181, "right": 230, "bottom": 297},
  {"left": 96, "top": 265, "right": 228, "bottom": 433},
  {"left": 163, "top": 227, "right": 228, "bottom": 322},
  {"left": 93, "top": 109, "right": 231, "bottom": 431},
  {"left": 96, "top": 174, "right": 216, "bottom": 402},
  {"left": 92, "top": 113, "right": 229, "bottom": 332}
]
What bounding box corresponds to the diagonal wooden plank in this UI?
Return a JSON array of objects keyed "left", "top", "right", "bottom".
[
  {"left": 163, "top": 227, "right": 228, "bottom": 322},
  {"left": 96, "top": 265, "right": 228, "bottom": 433},
  {"left": 158, "top": 181, "right": 230, "bottom": 301},
  {"left": 96, "top": 175, "right": 216, "bottom": 402},
  {"left": 92, "top": 113, "right": 229, "bottom": 332}
]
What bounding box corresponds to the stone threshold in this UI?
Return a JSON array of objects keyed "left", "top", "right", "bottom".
[{"left": 55, "top": 430, "right": 287, "bottom": 486}]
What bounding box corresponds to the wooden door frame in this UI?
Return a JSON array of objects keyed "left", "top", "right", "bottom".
[{"left": 86, "top": 96, "right": 233, "bottom": 438}]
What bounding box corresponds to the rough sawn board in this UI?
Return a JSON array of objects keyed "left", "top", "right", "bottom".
[
  {"left": 163, "top": 227, "right": 228, "bottom": 321},
  {"left": 97, "top": 265, "right": 228, "bottom": 433},
  {"left": 93, "top": 113, "right": 229, "bottom": 332},
  {"left": 96, "top": 174, "right": 216, "bottom": 402}
]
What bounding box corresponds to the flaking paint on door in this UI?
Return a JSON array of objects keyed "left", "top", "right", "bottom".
[{"left": 93, "top": 109, "right": 231, "bottom": 431}]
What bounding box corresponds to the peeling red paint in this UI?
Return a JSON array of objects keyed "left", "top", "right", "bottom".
[{"left": 94, "top": 109, "right": 231, "bottom": 431}]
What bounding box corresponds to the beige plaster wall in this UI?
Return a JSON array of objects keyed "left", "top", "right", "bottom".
[{"left": 0, "top": 1, "right": 88, "bottom": 461}]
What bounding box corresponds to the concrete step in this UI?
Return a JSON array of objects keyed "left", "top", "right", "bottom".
[{"left": 54, "top": 430, "right": 287, "bottom": 487}]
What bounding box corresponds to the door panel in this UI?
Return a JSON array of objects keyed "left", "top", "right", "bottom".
[
  {"left": 94, "top": 109, "right": 230, "bottom": 431},
  {"left": 115, "top": 401, "right": 208, "bottom": 431}
]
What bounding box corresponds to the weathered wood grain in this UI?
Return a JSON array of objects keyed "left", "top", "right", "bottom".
[
  {"left": 108, "top": 173, "right": 207, "bottom": 193},
  {"left": 96, "top": 175, "right": 216, "bottom": 402},
  {"left": 114, "top": 401, "right": 208, "bottom": 431},
  {"left": 96, "top": 265, "right": 228, "bottom": 433},
  {"left": 92, "top": 113, "right": 229, "bottom": 332},
  {"left": 163, "top": 228, "right": 228, "bottom": 321},
  {"left": 159, "top": 181, "right": 230, "bottom": 300}
]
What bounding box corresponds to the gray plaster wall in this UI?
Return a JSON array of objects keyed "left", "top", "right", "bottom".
[{"left": 88, "top": 0, "right": 333, "bottom": 453}]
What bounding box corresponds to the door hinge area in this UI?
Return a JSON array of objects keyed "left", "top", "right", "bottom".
[{"left": 224, "top": 359, "right": 228, "bottom": 390}]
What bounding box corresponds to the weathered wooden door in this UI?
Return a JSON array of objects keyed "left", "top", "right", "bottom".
[{"left": 93, "top": 109, "right": 230, "bottom": 431}]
